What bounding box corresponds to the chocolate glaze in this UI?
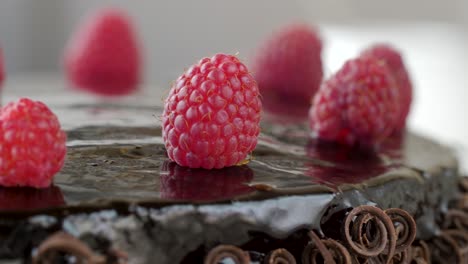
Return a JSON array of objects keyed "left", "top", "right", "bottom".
[{"left": 0, "top": 86, "right": 461, "bottom": 263}]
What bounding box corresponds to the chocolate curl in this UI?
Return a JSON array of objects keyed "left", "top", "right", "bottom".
[
  {"left": 386, "top": 247, "right": 410, "bottom": 264},
  {"left": 264, "top": 248, "right": 296, "bottom": 264},
  {"left": 342, "top": 205, "right": 396, "bottom": 263},
  {"left": 459, "top": 177, "right": 468, "bottom": 192},
  {"left": 410, "top": 240, "right": 431, "bottom": 264},
  {"left": 302, "top": 231, "right": 352, "bottom": 264},
  {"left": 444, "top": 209, "right": 468, "bottom": 230},
  {"left": 204, "top": 245, "right": 250, "bottom": 264},
  {"left": 384, "top": 208, "right": 416, "bottom": 254},
  {"left": 32, "top": 231, "right": 106, "bottom": 264},
  {"left": 431, "top": 230, "right": 463, "bottom": 263},
  {"left": 456, "top": 194, "right": 468, "bottom": 211},
  {"left": 440, "top": 229, "right": 468, "bottom": 262}
]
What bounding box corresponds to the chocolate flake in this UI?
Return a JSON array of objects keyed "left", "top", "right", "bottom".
[
  {"left": 264, "top": 248, "right": 296, "bottom": 264},
  {"left": 204, "top": 245, "right": 250, "bottom": 264},
  {"left": 32, "top": 231, "right": 106, "bottom": 264},
  {"left": 342, "top": 205, "right": 396, "bottom": 263},
  {"left": 410, "top": 240, "right": 431, "bottom": 264},
  {"left": 302, "top": 231, "right": 352, "bottom": 264},
  {"left": 384, "top": 208, "right": 416, "bottom": 253}
]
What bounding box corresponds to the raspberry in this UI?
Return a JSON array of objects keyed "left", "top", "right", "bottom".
[
  {"left": 0, "top": 185, "right": 64, "bottom": 210},
  {"left": 309, "top": 56, "right": 400, "bottom": 147},
  {"left": 361, "top": 44, "right": 412, "bottom": 132},
  {"left": 160, "top": 162, "right": 254, "bottom": 201},
  {"left": 162, "top": 53, "right": 262, "bottom": 169},
  {"left": 251, "top": 23, "right": 323, "bottom": 119},
  {"left": 64, "top": 8, "right": 141, "bottom": 96},
  {"left": 0, "top": 98, "right": 67, "bottom": 188}
]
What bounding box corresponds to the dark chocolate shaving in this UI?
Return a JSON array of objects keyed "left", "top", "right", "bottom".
[
  {"left": 444, "top": 209, "right": 468, "bottom": 230},
  {"left": 264, "top": 248, "right": 296, "bottom": 264},
  {"left": 386, "top": 247, "right": 410, "bottom": 264},
  {"left": 302, "top": 231, "right": 352, "bottom": 264},
  {"left": 459, "top": 177, "right": 468, "bottom": 193},
  {"left": 410, "top": 240, "right": 431, "bottom": 264},
  {"left": 342, "top": 205, "right": 396, "bottom": 263},
  {"left": 204, "top": 245, "right": 250, "bottom": 264},
  {"left": 430, "top": 231, "right": 461, "bottom": 263},
  {"left": 32, "top": 231, "right": 106, "bottom": 264},
  {"left": 384, "top": 208, "right": 416, "bottom": 253}
]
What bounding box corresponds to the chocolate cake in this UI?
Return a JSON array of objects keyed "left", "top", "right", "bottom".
[{"left": 0, "top": 84, "right": 465, "bottom": 264}]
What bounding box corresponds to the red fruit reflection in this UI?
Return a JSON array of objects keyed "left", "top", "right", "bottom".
[
  {"left": 160, "top": 162, "right": 254, "bottom": 201},
  {"left": 0, "top": 185, "right": 65, "bottom": 211},
  {"left": 305, "top": 139, "right": 392, "bottom": 188}
]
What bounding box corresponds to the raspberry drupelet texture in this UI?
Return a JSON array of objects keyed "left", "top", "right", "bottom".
[
  {"left": 64, "top": 8, "right": 141, "bottom": 96},
  {"left": 309, "top": 56, "right": 400, "bottom": 147},
  {"left": 361, "top": 44, "right": 412, "bottom": 132},
  {"left": 162, "top": 54, "right": 262, "bottom": 169},
  {"left": 0, "top": 98, "right": 67, "bottom": 188},
  {"left": 251, "top": 23, "right": 323, "bottom": 119}
]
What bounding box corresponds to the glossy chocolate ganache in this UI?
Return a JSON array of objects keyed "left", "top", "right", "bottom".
[{"left": 0, "top": 84, "right": 462, "bottom": 264}]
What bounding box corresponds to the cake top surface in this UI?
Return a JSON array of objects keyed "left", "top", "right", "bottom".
[{"left": 0, "top": 78, "right": 458, "bottom": 215}]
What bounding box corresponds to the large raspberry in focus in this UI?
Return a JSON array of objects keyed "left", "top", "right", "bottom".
[
  {"left": 160, "top": 162, "right": 254, "bottom": 201},
  {"left": 64, "top": 8, "right": 142, "bottom": 96},
  {"left": 251, "top": 23, "right": 323, "bottom": 120},
  {"left": 0, "top": 98, "right": 67, "bottom": 188},
  {"left": 162, "top": 54, "right": 262, "bottom": 169},
  {"left": 309, "top": 56, "right": 400, "bottom": 147},
  {"left": 361, "top": 44, "right": 412, "bottom": 132}
]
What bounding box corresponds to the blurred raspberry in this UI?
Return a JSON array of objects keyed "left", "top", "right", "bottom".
[
  {"left": 361, "top": 44, "right": 412, "bottom": 132},
  {"left": 160, "top": 161, "right": 254, "bottom": 201},
  {"left": 162, "top": 53, "right": 262, "bottom": 169},
  {"left": 0, "top": 98, "right": 67, "bottom": 188},
  {"left": 64, "top": 8, "right": 142, "bottom": 96},
  {"left": 309, "top": 56, "right": 400, "bottom": 147},
  {"left": 251, "top": 23, "right": 323, "bottom": 120}
]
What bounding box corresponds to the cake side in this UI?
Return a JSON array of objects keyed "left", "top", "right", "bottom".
[{"left": 0, "top": 85, "right": 461, "bottom": 263}]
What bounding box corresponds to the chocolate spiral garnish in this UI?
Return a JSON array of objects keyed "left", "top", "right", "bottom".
[
  {"left": 430, "top": 229, "right": 467, "bottom": 263},
  {"left": 32, "top": 232, "right": 106, "bottom": 264},
  {"left": 264, "top": 248, "right": 296, "bottom": 264},
  {"left": 303, "top": 231, "right": 336, "bottom": 264},
  {"left": 204, "top": 245, "right": 250, "bottom": 264},
  {"left": 459, "top": 177, "right": 468, "bottom": 193},
  {"left": 456, "top": 194, "right": 468, "bottom": 211},
  {"left": 322, "top": 239, "right": 352, "bottom": 264},
  {"left": 342, "top": 205, "right": 396, "bottom": 263},
  {"left": 410, "top": 240, "right": 431, "bottom": 264},
  {"left": 386, "top": 247, "right": 410, "bottom": 264},
  {"left": 302, "top": 231, "right": 352, "bottom": 264},
  {"left": 384, "top": 208, "right": 416, "bottom": 254},
  {"left": 444, "top": 209, "right": 468, "bottom": 230},
  {"left": 440, "top": 229, "right": 468, "bottom": 262}
]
